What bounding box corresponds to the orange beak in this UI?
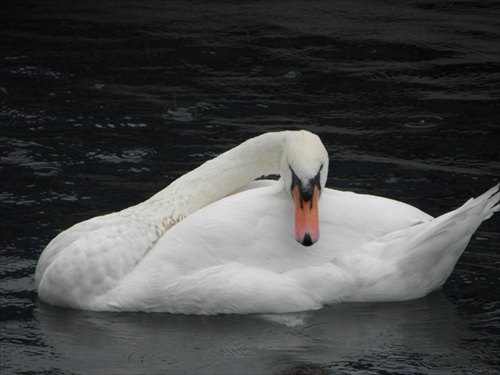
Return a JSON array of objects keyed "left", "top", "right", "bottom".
[{"left": 292, "top": 184, "right": 320, "bottom": 246}]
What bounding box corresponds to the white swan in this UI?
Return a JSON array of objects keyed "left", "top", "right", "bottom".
[{"left": 35, "top": 130, "right": 499, "bottom": 314}]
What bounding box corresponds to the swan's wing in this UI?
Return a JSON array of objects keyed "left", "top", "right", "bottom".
[
  {"left": 127, "top": 184, "right": 434, "bottom": 281},
  {"left": 35, "top": 211, "right": 159, "bottom": 309},
  {"left": 320, "top": 189, "right": 433, "bottom": 240},
  {"left": 102, "top": 184, "right": 436, "bottom": 312},
  {"left": 328, "top": 185, "right": 499, "bottom": 302}
]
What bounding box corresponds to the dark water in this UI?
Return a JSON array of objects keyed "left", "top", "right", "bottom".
[{"left": 1, "top": 1, "right": 499, "bottom": 374}]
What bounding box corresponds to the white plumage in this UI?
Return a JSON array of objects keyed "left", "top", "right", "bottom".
[{"left": 35, "top": 130, "right": 499, "bottom": 314}]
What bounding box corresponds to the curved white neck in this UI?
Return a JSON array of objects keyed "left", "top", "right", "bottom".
[{"left": 131, "top": 131, "right": 290, "bottom": 230}]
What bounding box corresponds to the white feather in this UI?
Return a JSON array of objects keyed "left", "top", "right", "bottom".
[{"left": 35, "top": 130, "right": 499, "bottom": 314}]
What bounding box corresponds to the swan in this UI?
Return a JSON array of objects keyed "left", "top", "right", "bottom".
[{"left": 35, "top": 130, "right": 499, "bottom": 314}]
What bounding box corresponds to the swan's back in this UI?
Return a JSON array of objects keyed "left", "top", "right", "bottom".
[{"left": 36, "top": 182, "right": 499, "bottom": 313}]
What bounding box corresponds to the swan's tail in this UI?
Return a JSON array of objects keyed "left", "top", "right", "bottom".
[
  {"left": 424, "top": 183, "right": 499, "bottom": 237},
  {"left": 383, "top": 184, "right": 499, "bottom": 299}
]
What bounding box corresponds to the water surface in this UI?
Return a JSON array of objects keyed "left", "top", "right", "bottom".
[{"left": 1, "top": 1, "right": 499, "bottom": 374}]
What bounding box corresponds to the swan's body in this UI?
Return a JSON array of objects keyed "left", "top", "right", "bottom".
[{"left": 35, "top": 130, "right": 499, "bottom": 314}]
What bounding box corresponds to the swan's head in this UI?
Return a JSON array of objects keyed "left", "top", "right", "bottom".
[{"left": 282, "top": 131, "right": 329, "bottom": 247}]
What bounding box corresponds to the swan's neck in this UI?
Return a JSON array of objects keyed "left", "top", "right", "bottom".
[{"left": 131, "top": 131, "right": 289, "bottom": 231}]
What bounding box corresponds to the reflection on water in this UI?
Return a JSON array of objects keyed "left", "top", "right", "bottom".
[
  {"left": 0, "top": 294, "right": 485, "bottom": 374},
  {"left": 1, "top": 0, "right": 499, "bottom": 374}
]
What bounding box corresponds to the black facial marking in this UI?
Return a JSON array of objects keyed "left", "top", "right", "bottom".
[
  {"left": 290, "top": 166, "right": 300, "bottom": 193},
  {"left": 290, "top": 166, "right": 322, "bottom": 203}
]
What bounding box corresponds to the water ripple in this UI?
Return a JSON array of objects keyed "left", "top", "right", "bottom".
[
  {"left": 1, "top": 138, "right": 62, "bottom": 176},
  {"left": 401, "top": 115, "right": 443, "bottom": 130},
  {"left": 86, "top": 148, "right": 155, "bottom": 164}
]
